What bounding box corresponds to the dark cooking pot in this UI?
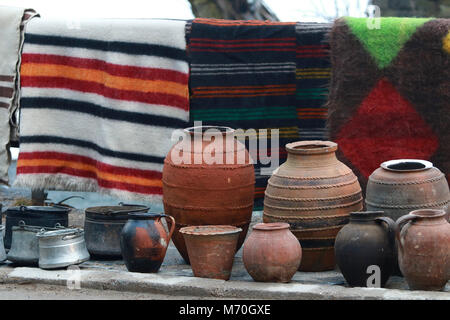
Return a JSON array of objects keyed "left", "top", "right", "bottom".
[
  {"left": 84, "top": 203, "right": 149, "bottom": 258},
  {"left": 4, "top": 206, "right": 70, "bottom": 249}
]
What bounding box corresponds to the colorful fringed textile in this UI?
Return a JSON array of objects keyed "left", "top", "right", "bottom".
[
  {"left": 14, "top": 18, "right": 189, "bottom": 202},
  {"left": 296, "top": 22, "right": 331, "bottom": 141},
  {"left": 0, "top": 6, "right": 37, "bottom": 184},
  {"left": 327, "top": 17, "right": 450, "bottom": 190}
]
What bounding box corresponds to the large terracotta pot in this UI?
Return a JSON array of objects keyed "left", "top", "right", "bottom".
[
  {"left": 243, "top": 222, "right": 301, "bottom": 283},
  {"left": 120, "top": 213, "right": 175, "bottom": 273},
  {"left": 335, "top": 211, "right": 396, "bottom": 288},
  {"left": 366, "top": 159, "right": 450, "bottom": 221},
  {"left": 180, "top": 225, "right": 241, "bottom": 280},
  {"left": 396, "top": 209, "right": 450, "bottom": 291},
  {"left": 163, "top": 126, "right": 254, "bottom": 263},
  {"left": 263, "top": 141, "right": 363, "bottom": 271}
]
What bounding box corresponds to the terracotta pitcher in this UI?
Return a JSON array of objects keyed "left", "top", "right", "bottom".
[
  {"left": 263, "top": 140, "right": 363, "bottom": 271},
  {"left": 396, "top": 209, "right": 450, "bottom": 291},
  {"left": 120, "top": 213, "right": 175, "bottom": 273},
  {"left": 163, "top": 126, "right": 254, "bottom": 263},
  {"left": 243, "top": 222, "right": 302, "bottom": 283},
  {"left": 335, "top": 211, "right": 396, "bottom": 287}
]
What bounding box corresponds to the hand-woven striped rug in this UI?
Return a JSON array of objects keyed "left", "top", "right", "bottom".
[
  {"left": 14, "top": 18, "right": 189, "bottom": 202},
  {"left": 187, "top": 19, "right": 331, "bottom": 209}
]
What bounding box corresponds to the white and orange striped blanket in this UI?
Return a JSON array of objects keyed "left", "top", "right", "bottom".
[{"left": 14, "top": 18, "right": 189, "bottom": 202}]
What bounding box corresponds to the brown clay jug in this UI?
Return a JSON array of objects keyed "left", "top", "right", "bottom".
[
  {"left": 120, "top": 213, "right": 175, "bottom": 273},
  {"left": 263, "top": 140, "right": 363, "bottom": 271},
  {"left": 163, "top": 126, "right": 254, "bottom": 263},
  {"left": 396, "top": 209, "right": 450, "bottom": 291},
  {"left": 243, "top": 222, "right": 302, "bottom": 283}
]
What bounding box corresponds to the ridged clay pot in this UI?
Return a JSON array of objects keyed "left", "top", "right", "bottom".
[
  {"left": 335, "top": 211, "right": 396, "bottom": 287},
  {"left": 243, "top": 222, "right": 301, "bottom": 283},
  {"left": 180, "top": 225, "right": 241, "bottom": 280},
  {"left": 263, "top": 141, "right": 363, "bottom": 271},
  {"left": 397, "top": 209, "right": 450, "bottom": 291},
  {"left": 163, "top": 126, "right": 254, "bottom": 263},
  {"left": 366, "top": 159, "right": 450, "bottom": 221}
]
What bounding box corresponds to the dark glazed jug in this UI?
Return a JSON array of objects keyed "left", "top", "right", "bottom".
[
  {"left": 397, "top": 209, "right": 450, "bottom": 291},
  {"left": 335, "top": 211, "right": 396, "bottom": 288},
  {"left": 120, "top": 213, "right": 175, "bottom": 273}
]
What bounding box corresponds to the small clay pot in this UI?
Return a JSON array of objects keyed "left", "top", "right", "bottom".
[
  {"left": 120, "top": 213, "right": 175, "bottom": 273},
  {"left": 243, "top": 222, "right": 301, "bottom": 283},
  {"left": 180, "top": 225, "right": 241, "bottom": 280},
  {"left": 335, "top": 211, "right": 396, "bottom": 287},
  {"left": 397, "top": 209, "right": 450, "bottom": 291}
]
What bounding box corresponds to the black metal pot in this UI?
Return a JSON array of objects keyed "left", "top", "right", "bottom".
[
  {"left": 84, "top": 203, "right": 149, "bottom": 258},
  {"left": 4, "top": 206, "right": 70, "bottom": 249}
]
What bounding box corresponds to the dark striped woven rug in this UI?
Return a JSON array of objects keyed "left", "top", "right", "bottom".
[
  {"left": 296, "top": 22, "right": 331, "bottom": 141},
  {"left": 187, "top": 19, "right": 331, "bottom": 209}
]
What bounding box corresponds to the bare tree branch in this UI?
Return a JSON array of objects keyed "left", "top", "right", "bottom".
[{"left": 187, "top": 0, "right": 279, "bottom": 20}]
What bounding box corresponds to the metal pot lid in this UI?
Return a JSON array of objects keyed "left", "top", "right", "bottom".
[
  {"left": 6, "top": 205, "right": 70, "bottom": 214},
  {"left": 37, "top": 227, "right": 83, "bottom": 238}
]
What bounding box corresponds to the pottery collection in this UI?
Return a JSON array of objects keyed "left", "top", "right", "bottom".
[
  {"left": 2, "top": 132, "right": 448, "bottom": 293},
  {"left": 120, "top": 213, "right": 175, "bottom": 273},
  {"left": 163, "top": 126, "right": 255, "bottom": 263},
  {"left": 263, "top": 141, "right": 363, "bottom": 271},
  {"left": 243, "top": 222, "right": 301, "bottom": 283},
  {"left": 396, "top": 209, "right": 450, "bottom": 291},
  {"left": 335, "top": 211, "right": 396, "bottom": 287}
]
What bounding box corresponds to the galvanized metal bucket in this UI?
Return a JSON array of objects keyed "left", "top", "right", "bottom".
[{"left": 7, "top": 221, "right": 45, "bottom": 266}]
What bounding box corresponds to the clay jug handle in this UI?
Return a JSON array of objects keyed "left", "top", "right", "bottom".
[
  {"left": 375, "top": 216, "right": 396, "bottom": 248},
  {"left": 161, "top": 214, "right": 176, "bottom": 242},
  {"left": 395, "top": 214, "right": 417, "bottom": 254}
]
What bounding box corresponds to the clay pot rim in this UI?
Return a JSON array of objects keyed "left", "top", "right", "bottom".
[
  {"left": 409, "top": 209, "right": 446, "bottom": 219},
  {"left": 184, "top": 126, "right": 234, "bottom": 136},
  {"left": 285, "top": 140, "right": 337, "bottom": 155},
  {"left": 252, "top": 222, "right": 290, "bottom": 231},
  {"left": 350, "top": 211, "right": 384, "bottom": 219},
  {"left": 380, "top": 159, "right": 433, "bottom": 172},
  {"left": 179, "top": 225, "right": 242, "bottom": 236}
]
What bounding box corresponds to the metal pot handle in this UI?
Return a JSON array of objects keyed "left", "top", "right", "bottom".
[
  {"left": 62, "top": 229, "right": 83, "bottom": 241},
  {"left": 161, "top": 214, "right": 176, "bottom": 242},
  {"left": 375, "top": 216, "right": 396, "bottom": 248},
  {"left": 395, "top": 214, "right": 417, "bottom": 256}
]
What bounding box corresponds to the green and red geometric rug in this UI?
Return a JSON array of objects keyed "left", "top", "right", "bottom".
[{"left": 327, "top": 17, "right": 450, "bottom": 190}]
